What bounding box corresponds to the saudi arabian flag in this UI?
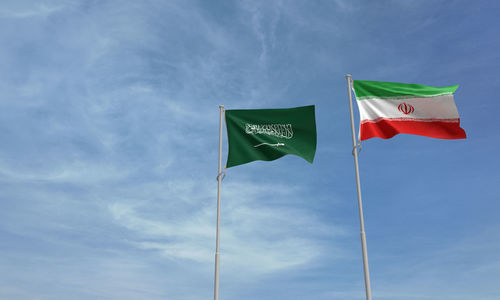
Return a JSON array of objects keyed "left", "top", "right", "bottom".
[
  {"left": 225, "top": 105, "right": 317, "bottom": 168},
  {"left": 353, "top": 80, "right": 467, "bottom": 140}
]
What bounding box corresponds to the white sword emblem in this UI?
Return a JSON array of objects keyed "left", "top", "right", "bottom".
[{"left": 254, "top": 142, "right": 285, "bottom": 148}]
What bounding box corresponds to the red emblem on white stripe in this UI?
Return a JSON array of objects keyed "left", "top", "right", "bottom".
[{"left": 398, "top": 103, "right": 414, "bottom": 115}]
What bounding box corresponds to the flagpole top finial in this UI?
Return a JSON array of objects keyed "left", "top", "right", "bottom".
[
  {"left": 345, "top": 74, "right": 352, "bottom": 79},
  {"left": 219, "top": 105, "right": 224, "bottom": 109}
]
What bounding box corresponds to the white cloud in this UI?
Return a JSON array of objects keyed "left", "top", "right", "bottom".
[
  {"left": 0, "top": 161, "right": 129, "bottom": 184},
  {"left": 108, "top": 179, "right": 343, "bottom": 275},
  {"left": 0, "top": 3, "right": 68, "bottom": 19}
]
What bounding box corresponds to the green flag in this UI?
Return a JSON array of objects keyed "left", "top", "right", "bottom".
[{"left": 225, "top": 105, "right": 317, "bottom": 168}]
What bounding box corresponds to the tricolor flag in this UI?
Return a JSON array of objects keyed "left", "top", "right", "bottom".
[
  {"left": 225, "top": 105, "right": 317, "bottom": 168},
  {"left": 353, "top": 80, "right": 467, "bottom": 140}
]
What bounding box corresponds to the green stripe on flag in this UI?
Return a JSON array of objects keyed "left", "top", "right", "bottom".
[{"left": 353, "top": 80, "right": 458, "bottom": 100}]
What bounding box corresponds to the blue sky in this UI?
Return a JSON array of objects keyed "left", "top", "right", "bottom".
[{"left": 1, "top": 1, "right": 499, "bottom": 299}]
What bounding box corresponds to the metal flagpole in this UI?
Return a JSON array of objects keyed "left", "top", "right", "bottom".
[
  {"left": 346, "top": 74, "right": 373, "bottom": 300},
  {"left": 214, "top": 105, "right": 225, "bottom": 300}
]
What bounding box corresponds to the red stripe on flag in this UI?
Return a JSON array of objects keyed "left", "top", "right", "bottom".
[{"left": 360, "top": 119, "right": 467, "bottom": 140}]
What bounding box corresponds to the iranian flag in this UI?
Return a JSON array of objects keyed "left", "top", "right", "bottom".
[{"left": 353, "top": 80, "right": 467, "bottom": 140}]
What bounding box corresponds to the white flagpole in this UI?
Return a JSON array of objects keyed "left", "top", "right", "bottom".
[
  {"left": 346, "top": 74, "right": 373, "bottom": 300},
  {"left": 214, "top": 105, "right": 225, "bottom": 300}
]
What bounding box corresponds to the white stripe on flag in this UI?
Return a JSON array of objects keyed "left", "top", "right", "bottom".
[{"left": 358, "top": 94, "right": 460, "bottom": 121}]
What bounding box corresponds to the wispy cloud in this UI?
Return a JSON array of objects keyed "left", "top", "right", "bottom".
[
  {"left": 109, "top": 180, "right": 344, "bottom": 275},
  {"left": 0, "top": 2, "right": 70, "bottom": 19}
]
